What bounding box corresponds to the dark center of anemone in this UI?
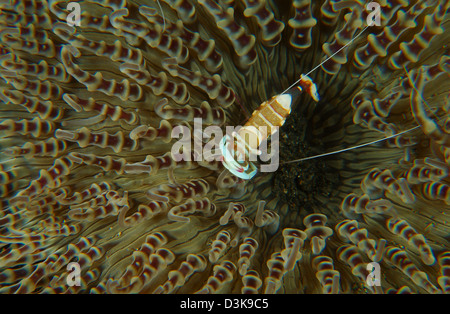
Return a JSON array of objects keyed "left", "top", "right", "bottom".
[{"left": 273, "top": 97, "right": 341, "bottom": 216}]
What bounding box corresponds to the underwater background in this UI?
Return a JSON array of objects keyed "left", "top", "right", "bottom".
[{"left": 0, "top": 0, "right": 449, "bottom": 293}]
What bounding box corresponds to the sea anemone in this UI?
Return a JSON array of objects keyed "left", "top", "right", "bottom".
[{"left": 0, "top": 0, "right": 449, "bottom": 294}]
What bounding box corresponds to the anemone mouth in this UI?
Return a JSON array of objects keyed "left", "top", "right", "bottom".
[{"left": 273, "top": 101, "right": 341, "bottom": 218}]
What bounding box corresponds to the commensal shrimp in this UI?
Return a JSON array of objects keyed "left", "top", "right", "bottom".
[
  {"left": 219, "top": 75, "right": 320, "bottom": 179},
  {"left": 218, "top": 18, "right": 368, "bottom": 180},
  {"left": 218, "top": 17, "right": 372, "bottom": 180}
]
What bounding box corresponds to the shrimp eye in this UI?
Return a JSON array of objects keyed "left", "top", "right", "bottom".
[{"left": 299, "top": 74, "right": 320, "bottom": 102}]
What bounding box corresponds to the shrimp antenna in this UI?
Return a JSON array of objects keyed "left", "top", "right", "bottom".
[
  {"left": 280, "top": 125, "right": 420, "bottom": 165},
  {"left": 280, "top": 25, "right": 370, "bottom": 97},
  {"left": 281, "top": 108, "right": 447, "bottom": 165},
  {"left": 156, "top": 0, "right": 166, "bottom": 32}
]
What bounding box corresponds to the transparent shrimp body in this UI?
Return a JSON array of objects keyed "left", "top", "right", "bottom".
[{"left": 220, "top": 75, "right": 320, "bottom": 179}]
